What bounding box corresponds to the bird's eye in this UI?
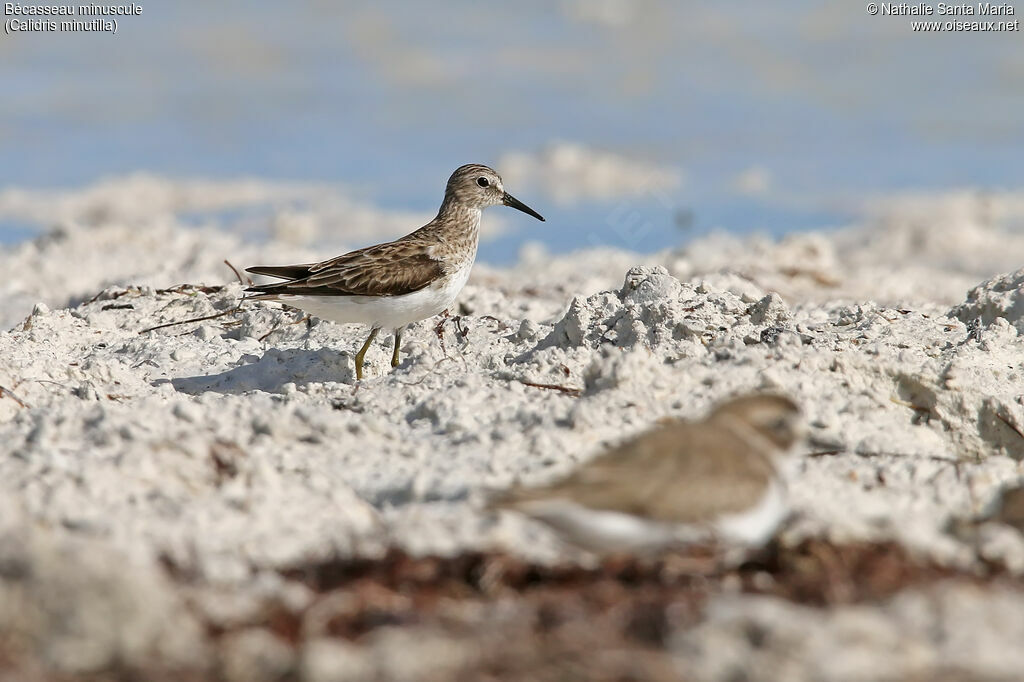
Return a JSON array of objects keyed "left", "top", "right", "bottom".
[{"left": 477, "top": 177, "right": 489, "bottom": 188}]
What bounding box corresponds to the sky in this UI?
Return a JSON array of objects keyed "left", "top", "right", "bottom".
[{"left": 1, "top": 0, "right": 1022, "bottom": 261}]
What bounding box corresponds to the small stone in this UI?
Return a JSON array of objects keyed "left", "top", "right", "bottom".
[{"left": 749, "top": 292, "right": 791, "bottom": 326}]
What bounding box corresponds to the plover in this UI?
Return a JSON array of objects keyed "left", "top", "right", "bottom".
[
  {"left": 493, "top": 395, "right": 803, "bottom": 555},
  {"left": 245, "top": 164, "right": 544, "bottom": 380}
]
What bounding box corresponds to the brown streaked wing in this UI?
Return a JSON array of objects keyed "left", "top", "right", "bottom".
[
  {"left": 497, "top": 424, "right": 687, "bottom": 511},
  {"left": 640, "top": 426, "right": 777, "bottom": 523},
  {"left": 265, "top": 239, "right": 445, "bottom": 298},
  {"left": 501, "top": 422, "right": 776, "bottom": 523}
]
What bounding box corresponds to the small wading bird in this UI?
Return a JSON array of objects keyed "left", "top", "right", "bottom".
[
  {"left": 245, "top": 164, "right": 544, "bottom": 380},
  {"left": 492, "top": 395, "right": 804, "bottom": 556}
]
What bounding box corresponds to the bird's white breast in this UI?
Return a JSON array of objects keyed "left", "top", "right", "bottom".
[
  {"left": 711, "top": 479, "right": 788, "bottom": 547},
  {"left": 282, "top": 261, "right": 474, "bottom": 330},
  {"left": 510, "top": 477, "right": 789, "bottom": 554},
  {"left": 511, "top": 499, "right": 681, "bottom": 555}
]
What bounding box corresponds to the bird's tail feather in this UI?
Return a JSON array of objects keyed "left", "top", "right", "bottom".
[{"left": 245, "top": 264, "right": 314, "bottom": 280}]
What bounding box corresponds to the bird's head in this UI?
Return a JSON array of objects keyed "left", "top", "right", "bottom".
[
  {"left": 445, "top": 164, "right": 544, "bottom": 221},
  {"left": 709, "top": 394, "right": 804, "bottom": 455}
]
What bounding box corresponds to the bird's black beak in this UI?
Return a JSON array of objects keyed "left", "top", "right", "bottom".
[{"left": 502, "top": 192, "right": 545, "bottom": 221}]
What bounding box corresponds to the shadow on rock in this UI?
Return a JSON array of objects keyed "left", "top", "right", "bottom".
[{"left": 165, "top": 347, "right": 352, "bottom": 395}]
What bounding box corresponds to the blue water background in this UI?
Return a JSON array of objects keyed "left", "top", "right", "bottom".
[{"left": 2, "top": 1, "right": 1021, "bottom": 262}]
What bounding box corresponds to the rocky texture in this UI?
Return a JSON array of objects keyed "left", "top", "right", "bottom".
[
  {"left": 3, "top": 178, "right": 1024, "bottom": 680},
  {"left": 951, "top": 268, "right": 1024, "bottom": 334}
]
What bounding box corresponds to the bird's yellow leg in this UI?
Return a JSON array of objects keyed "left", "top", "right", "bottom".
[
  {"left": 354, "top": 327, "right": 379, "bottom": 381},
  {"left": 391, "top": 327, "right": 403, "bottom": 368}
]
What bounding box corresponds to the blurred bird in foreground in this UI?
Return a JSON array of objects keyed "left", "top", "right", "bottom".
[{"left": 493, "top": 395, "right": 803, "bottom": 556}]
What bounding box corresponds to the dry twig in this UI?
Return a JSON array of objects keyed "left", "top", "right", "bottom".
[
  {"left": 139, "top": 308, "right": 239, "bottom": 335},
  {"left": 258, "top": 315, "right": 311, "bottom": 343},
  {"left": 224, "top": 259, "right": 253, "bottom": 286},
  {"left": 516, "top": 380, "right": 582, "bottom": 397},
  {"left": 995, "top": 412, "right": 1024, "bottom": 441},
  {"left": 0, "top": 385, "right": 29, "bottom": 408}
]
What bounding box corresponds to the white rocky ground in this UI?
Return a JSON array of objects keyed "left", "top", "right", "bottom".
[{"left": 2, "top": 178, "right": 1024, "bottom": 680}]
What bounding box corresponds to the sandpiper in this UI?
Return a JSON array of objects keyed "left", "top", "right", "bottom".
[
  {"left": 493, "top": 395, "right": 803, "bottom": 555},
  {"left": 245, "top": 164, "right": 544, "bottom": 380}
]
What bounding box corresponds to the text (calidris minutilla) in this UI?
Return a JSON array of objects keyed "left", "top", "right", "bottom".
[{"left": 245, "top": 164, "right": 544, "bottom": 380}]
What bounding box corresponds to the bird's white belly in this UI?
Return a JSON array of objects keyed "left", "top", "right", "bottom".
[
  {"left": 281, "top": 263, "right": 473, "bottom": 330},
  {"left": 513, "top": 500, "right": 680, "bottom": 555},
  {"left": 513, "top": 480, "right": 788, "bottom": 554},
  {"left": 712, "top": 480, "right": 788, "bottom": 547}
]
